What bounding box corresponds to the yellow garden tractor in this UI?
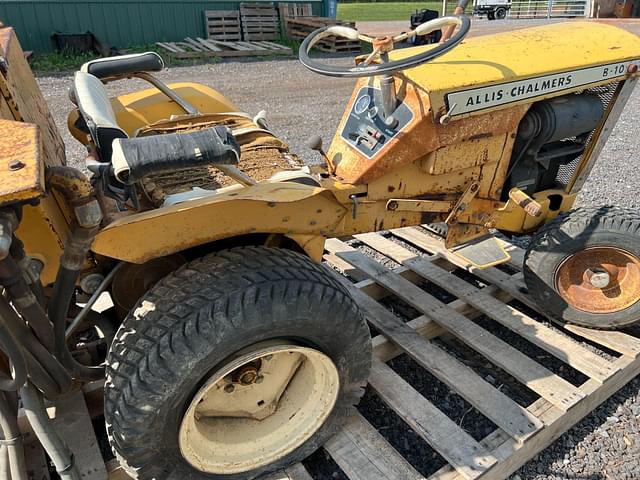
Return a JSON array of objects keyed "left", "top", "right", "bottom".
[{"left": 0, "top": 15, "right": 639, "bottom": 480}]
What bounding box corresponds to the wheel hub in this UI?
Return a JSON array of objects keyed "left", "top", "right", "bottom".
[
  {"left": 555, "top": 246, "right": 640, "bottom": 314},
  {"left": 178, "top": 341, "right": 339, "bottom": 474}
]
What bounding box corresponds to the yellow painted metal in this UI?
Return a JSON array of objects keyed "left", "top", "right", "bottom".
[
  {"left": 91, "top": 183, "right": 347, "bottom": 263},
  {"left": 3, "top": 21, "right": 623, "bottom": 278},
  {"left": 16, "top": 198, "right": 68, "bottom": 285},
  {"left": 392, "top": 22, "right": 640, "bottom": 120},
  {"left": 494, "top": 189, "right": 577, "bottom": 234},
  {"left": 68, "top": 82, "right": 237, "bottom": 142},
  {"left": 0, "top": 119, "right": 44, "bottom": 205}
]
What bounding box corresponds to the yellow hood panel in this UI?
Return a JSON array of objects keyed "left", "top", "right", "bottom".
[{"left": 393, "top": 22, "right": 640, "bottom": 119}]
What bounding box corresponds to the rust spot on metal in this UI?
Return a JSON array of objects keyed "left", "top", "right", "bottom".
[
  {"left": 556, "top": 246, "right": 640, "bottom": 314},
  {"left": 468, "top": 132, "right": 492, "bottom": 141},
  {"left": 628, "top": 64, "right": 638, "bottom": 74},
  {"left": 388, "top": 185, "right": 395, "bottom": 192}
]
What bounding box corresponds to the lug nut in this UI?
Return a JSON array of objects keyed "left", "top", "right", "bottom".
[
  {"left": 224, "top": 384, "right": 235, "bottom": 393},
  {"left": 586, "top": 268, "right": 610, "bottom": 289}
]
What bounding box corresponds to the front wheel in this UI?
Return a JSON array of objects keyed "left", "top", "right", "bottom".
[
  {"left": 495, "top": 7, "right": 507, "bottom": 19},
  {"left": 523, "top": 207, "right": 640, "bottom": 329},
  {"left": 105, "top": 247, "right": 371, "bottom": 479}
]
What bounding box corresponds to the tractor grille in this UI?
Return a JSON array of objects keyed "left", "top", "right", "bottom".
[{"left": 555, "top": 81, "right": 619, "bottom": 188}]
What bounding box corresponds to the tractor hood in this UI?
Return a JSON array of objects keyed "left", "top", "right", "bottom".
[{"left": 393, "top": 22, "right": 640, "bottom": 121}]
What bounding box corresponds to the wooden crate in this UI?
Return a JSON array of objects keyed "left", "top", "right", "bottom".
[
  {"left": 285, "top": 16, "right": 361, "bottom": 53},
  {"left": 204, "top": 10, "right": 242, "bottom": 42},
  {"left": 279, "top": 2, "right": 313, "bottom": 37},
  {"left": 101, "top": 226, "right": 640, "bottom": 479},
  {"left": 240, "top": 2, "right": 279, "bottom": 41}
]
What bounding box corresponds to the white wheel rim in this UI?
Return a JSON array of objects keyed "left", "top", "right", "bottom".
[{"left": 178, "top": 341, "right": 340, "bottom": 474}]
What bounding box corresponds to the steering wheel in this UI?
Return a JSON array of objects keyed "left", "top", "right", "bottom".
[{"left": 299, "top": 16, "right": 471, "bottom": 78}]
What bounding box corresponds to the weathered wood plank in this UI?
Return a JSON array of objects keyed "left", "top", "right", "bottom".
[
  {"left": 325, "top": 409, "right": 424, "bottom": 480},
  {"left": 408, "top": 257, "right": 619, "bottom": 382},
  {"left": 51, "top": 391, "right": 107, "bottom": 480},
  {"left": 325, "top": 241, "right": 543, "bottom": 442},
  {"left": 431, "top": 354, "right": 640, "bottom": 480},
  {"left": 332, "top": 237, "right": 585, "bottom": 413},
  {"left": 368, "top": 360, "right": 497, "bottom": 479}
]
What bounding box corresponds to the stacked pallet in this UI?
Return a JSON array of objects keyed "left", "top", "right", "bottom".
[
  {"left": 240, "top": 3, "right": 279, "bottom": 41},
  {"left": 286, "top": 17, "right": 361, "bottom": 53},
  {"left": 279, "top": 2, "right": 313, "bottom": 37},
  {"left": 156, "top": 37, "right": 292, "bottom": 59},
  {"left": 204, "top": 10, "right": 242, "bottom": 41}
]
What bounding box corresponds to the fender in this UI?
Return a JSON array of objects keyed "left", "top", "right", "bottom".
[{"left": 91, "top": 182, "right": 347, "bottom": 263}]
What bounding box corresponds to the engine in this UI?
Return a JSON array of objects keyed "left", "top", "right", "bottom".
[{"left": 502, "top": 93, "right": 605, "bottom": 199}]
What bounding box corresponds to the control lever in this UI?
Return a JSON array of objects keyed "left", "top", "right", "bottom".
[
  {"left": 307, "top": 135, "right": 336, "bottom": 175},
  {"left": 380, "top": 75, "right": 397, "bottom": 119},
  {"left": 508, "top": 188, "right": 543, "bottom": 217}
]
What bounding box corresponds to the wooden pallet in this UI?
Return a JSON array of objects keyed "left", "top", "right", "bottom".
[
  {"left": 240, "top": 2, "right": 280, "bottom": 41},
  {"left": 279, "top": 3, "right": 313, "bottom": 37},
  {"left": 204, "top": 10, "right": 242, "bottom": 42},
  {"left": 285, "top": 16, "right": 361, "bottom": 53},
  {"left": 98, "top": 226, "right": 639, "bottom": 479},
  {"left": 155, "top": 38, "right": 292, "bottom": 59}
]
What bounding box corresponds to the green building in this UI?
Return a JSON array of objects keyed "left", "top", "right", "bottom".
[{"left": 0, "top": 0, "right": 328, "bottom": 52}]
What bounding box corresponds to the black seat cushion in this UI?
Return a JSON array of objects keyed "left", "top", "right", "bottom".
[
  {"left": 111, "top": 126, "right": 240, "bottom": 184},
  {"left": 81, "top": 52, "right": 164, "bottom": 79}
]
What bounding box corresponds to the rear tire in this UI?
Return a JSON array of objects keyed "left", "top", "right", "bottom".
[
  {"left": 495, "top": 7, "right": 507, "bottom": 19},
  {"left": 105, "top": 247, "right": 371, "bottom": 479},
  {"left": 523, "top": 207, "right": 640, "bottom": 329}
]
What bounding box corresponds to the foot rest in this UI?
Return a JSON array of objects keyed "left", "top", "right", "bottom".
[{"left": 450, "top": 234, "right": 511, "bottom": 269}]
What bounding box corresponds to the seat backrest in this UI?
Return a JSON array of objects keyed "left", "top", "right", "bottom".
[
  {"left": 81, "top": 52, "right": 164, "bottom": 80},
  {"left": 73, "top": 71, "right": 127, "bottom": 162}
]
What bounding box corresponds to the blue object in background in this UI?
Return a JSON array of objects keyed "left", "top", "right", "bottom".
[{"left": 327, "top": 0, "right": 337, "bottom": 18}]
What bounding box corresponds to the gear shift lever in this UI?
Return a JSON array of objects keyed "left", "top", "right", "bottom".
[{"left": 307, "top": 135, "right": 336, "bottom": 175}]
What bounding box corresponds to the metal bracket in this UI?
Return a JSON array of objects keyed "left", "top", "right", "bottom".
[{"left": 445, "top": 181, "right": 480, "bottom": 225}]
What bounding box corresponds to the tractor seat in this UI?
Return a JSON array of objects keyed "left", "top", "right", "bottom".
[
  {"left": 81, "top": 52, "right": 164, "bottom": 79},
  {"left": 73, "top": 71, "right": 128, "bottom": 163}
]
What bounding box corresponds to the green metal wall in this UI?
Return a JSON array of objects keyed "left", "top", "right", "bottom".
[{"left": 0, "top": 0, "right": 325, "bottom": 52}]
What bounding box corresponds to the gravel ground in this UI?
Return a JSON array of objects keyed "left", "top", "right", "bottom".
[{"left": 35, "top": 19, "right": 640, "bottom": 479}]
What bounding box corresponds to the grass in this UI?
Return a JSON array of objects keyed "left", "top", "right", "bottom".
[
  {"left": 29, "top": 50, "right": 98, "bottom": 74},
  {"left": 337, "top": 2, "right": 444, "bottom": 22}
]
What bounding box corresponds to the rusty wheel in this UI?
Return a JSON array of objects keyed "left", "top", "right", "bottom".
[
  {"left": 524, "top": 207, "right": 640, "bottom": 329},
  {"left": 555, "top": 246, "right": 640, "bottom": 314}
]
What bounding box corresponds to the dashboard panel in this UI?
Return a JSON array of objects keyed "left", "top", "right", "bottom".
[{"left": 340, "top": 86, "right": 414, "bottom": 159}]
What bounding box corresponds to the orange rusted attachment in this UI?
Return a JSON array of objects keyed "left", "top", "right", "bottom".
[
  {"left": 508, "top": 188, "right": 543, "bottom": 218},
  {"left": 372, "top": 36, "right": 395, "bottom": 55},
  {"left": 555, "top": 246, "right": 640, "bottom": 314}
]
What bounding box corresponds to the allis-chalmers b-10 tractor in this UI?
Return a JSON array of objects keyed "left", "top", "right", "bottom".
[{"left": 0, "top": 15, "right": 639, "bottom": 480}]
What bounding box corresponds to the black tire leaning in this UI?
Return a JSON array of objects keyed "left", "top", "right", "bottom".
[
  {"left": 523, "top": 206, "right": 640, "bottom": 329},
  {"left": 104, "top": 246, "right": 371, "bottom": 479}
]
